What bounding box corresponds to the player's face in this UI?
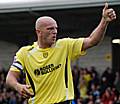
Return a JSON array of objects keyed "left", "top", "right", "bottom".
[
  {"left": 44, "top": 24, "right": 57, "bottom": 45},
  {"left": 39, "top": 21, "right": 58, "bottom": 47}
]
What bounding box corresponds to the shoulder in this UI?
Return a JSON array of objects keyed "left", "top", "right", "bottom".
[
  {"left": 17, "top": 43, "right": 34, "bottom": 53},
  {"left": 56, "top": 37, "right": 84, "bottom": 44},
  {"left": 56, "top": 38, "right": 71, "bottom": 43}
]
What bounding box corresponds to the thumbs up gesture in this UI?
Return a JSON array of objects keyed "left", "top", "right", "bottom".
[{"left": 102, "top": 3, "right": 116, "bottom": 22}]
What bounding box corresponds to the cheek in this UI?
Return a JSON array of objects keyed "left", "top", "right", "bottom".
[
  {"left": 42, "top": 32, "right": 49, "bottom": 39},
  {"left": 42, "top": 32, "right": 52, "bottom": 41},
  {"left": 44, "top": 31, "right": 51, "bottom": 37},
  {"left": 47, "top": 35, "right": 52, "bottom": 41},
  {"left": 43, "top": 34, "right": 51, "bottom": 42},
  {"left": 45, "top": 32, "right": 52, "bottom": 39}
]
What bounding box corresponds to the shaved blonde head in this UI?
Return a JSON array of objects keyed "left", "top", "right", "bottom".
[{"left": 35, "top": 16, "right": 57, "bottom": 30}]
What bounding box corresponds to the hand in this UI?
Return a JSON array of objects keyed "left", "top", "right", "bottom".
[
  {"left": 15, "top": 83, "right": 34, "bottom": 99},
  {"left": 102, "top": 3, "right": 116, "bottom": 22}
]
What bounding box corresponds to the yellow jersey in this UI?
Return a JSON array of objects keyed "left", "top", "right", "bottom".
[{"left": 10, "top": 38, "right": 85, "bottom": 104}]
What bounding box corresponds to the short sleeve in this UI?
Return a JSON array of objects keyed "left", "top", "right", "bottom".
[
  {"left": 68, "top": 38, "right": 86, "bottom": 60},
  {"left": 10, "top": 47, "right": 25, "bottom": 72}
]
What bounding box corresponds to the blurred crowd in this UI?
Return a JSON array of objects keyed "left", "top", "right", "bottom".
[
  {"left": 72, "top": 66, "right": 120, "bottom": 104},
  {"left": 0, "top": 66, "right": 27, "bottom": 104},
  {"left": 0, "top": 64, "right": 120, "bottom": 104}
]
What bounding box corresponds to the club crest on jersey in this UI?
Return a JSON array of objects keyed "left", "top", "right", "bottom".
[{"left": 43, "top": 52, "right": 48, "bottom": 58}]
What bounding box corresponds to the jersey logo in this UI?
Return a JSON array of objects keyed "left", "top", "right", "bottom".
[
  {"left": 43, "top": 52, "right": 48, "bottom": 58},
  {"left": 34, "top": 64, "right": 61, "bottom": 76}
]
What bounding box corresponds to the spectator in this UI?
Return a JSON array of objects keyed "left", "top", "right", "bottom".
[{"left": 101, "top": 87, "right": 115, "bottom": 104}]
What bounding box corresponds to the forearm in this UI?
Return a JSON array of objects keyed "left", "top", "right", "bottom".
[
  {"left": 6, "top": 71, "right": 20, "bottom": 91},
  {"left": 89, "top": 17, "right": 109, "bottom": 46},
  {"left": 83, "top": 3, "right": 116, "bottom": 50},
  {"left": 6, "top": 70, "right": 34, "bottom": 98}
]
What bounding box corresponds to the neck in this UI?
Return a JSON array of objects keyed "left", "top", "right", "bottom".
[
  {"left": 37, "top": 42, "right": 48, "bottom": 48},
  {"left": 37, "top": 41, "right": 53, "bottom": 49}
]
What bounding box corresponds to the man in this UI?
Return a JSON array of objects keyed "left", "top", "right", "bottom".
[{"left": 6, "top": 3, "right": 116, "bottom": 104}]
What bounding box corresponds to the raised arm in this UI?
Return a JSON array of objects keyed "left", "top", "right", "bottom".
[{"left": 83, "top": 3, "right": 116, "bottom": 50}]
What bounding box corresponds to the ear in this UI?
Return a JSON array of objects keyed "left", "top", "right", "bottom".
[{"left": 36, "top": 30, "right": 41, "bottom": 35}]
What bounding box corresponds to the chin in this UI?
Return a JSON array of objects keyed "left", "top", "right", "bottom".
[
  {"left": 52, "top": 40, "right": 56, "bottom": 43},
  {"left": 50, "top": 41, "right": 55, "bottom": 46}
]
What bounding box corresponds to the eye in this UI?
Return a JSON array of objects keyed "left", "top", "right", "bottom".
[
  {"left": 47, "top": 27, "right": 58, "bottom": 31},
  {"left": 47, "top": 27, "right": 54, "bottom": 30},
  {"left": 47, "top": 28, "right": 52, "bottom": 30}
]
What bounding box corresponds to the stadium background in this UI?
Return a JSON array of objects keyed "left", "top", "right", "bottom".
[
  {"left": 0, "top": 0, "right": 120, "bottom": 104},
  {"left": 0, "top": 0, "right": 119, "bottom": 73}
]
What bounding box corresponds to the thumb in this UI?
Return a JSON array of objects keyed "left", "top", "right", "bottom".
[
  {"left": 26, "top": 84, "right": 31, "bottom": 89},
  {"left": 25, "top": 85, "right": 34, "bottom": 95},
  {"left": 104, "top": 3, "right": 108, "bottom": 10}
]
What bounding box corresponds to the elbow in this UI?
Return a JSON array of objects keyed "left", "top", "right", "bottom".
[
  {"left": 6, "top": 74, "right": 10, "bottom": 86},
  {"left": 83, "top": 37, "right": 101, "bottom": 50},
  {"left": 89, "top": 39, "right": 101, "bottom": 47},
  {"left": 92, "top": 41, "right": 99, "bottom": 47},
  {"left": 88, "top": 41, "right": 99, "bottom": 48},
  {"left": 6, "top": 71, "right": 13, "bottom": 86}
]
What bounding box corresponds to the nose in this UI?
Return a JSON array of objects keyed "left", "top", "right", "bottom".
[
  {"left": 52, "top": 28, "right": 57, "bottom": 35},
  {"left": 54, "top": 28, "right": 57, "bottom": 34}
]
